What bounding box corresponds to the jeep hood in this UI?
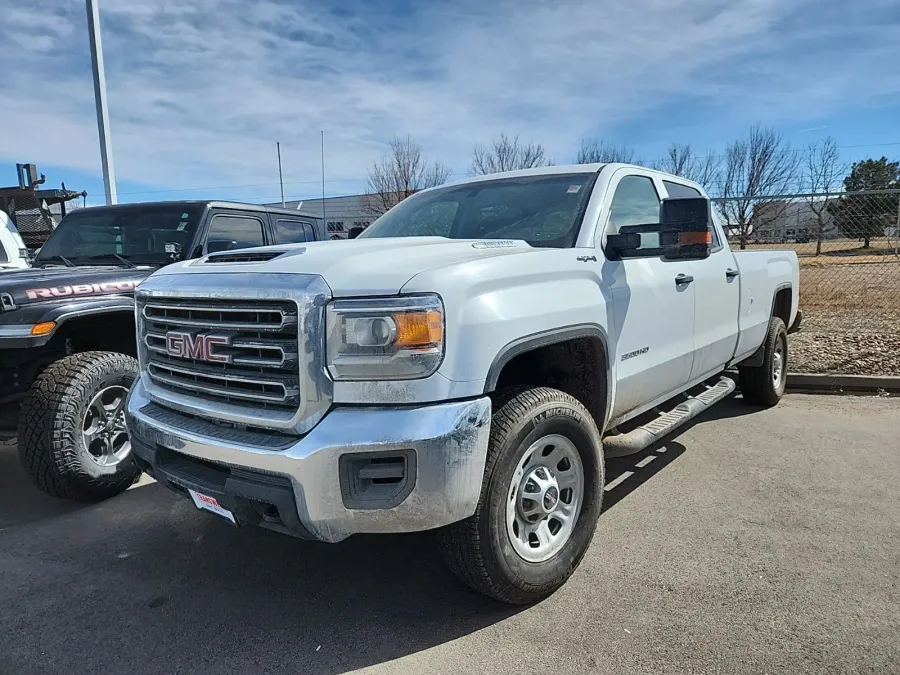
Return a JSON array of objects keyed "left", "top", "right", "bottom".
[
  {"left": 0, "top": 266, "right": 153, "bottom": 306},
  {"left": 154, "top": 237, "right": 537, "bottom": 296}
]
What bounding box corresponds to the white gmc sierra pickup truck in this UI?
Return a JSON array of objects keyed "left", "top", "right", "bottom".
[{"left": 125, "top": 163, "right": 801, "bottom": 604}]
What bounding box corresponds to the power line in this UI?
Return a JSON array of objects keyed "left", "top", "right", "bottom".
[{"left": 92, "top": 141, "right": 900, "bottom": 199}]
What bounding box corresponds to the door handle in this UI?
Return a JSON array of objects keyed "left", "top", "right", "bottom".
[
  {"left": 675, "top": 274, "right": 694, "bottom": 286},
  {"left": 726, "top": 268, "right": 740, "bottom": 279}
]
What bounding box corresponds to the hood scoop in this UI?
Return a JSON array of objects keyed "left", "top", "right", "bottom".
[{"left": 204, "top": 249, "right": 291, "bottom": 264}]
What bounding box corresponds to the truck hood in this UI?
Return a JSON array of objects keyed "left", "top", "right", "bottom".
[
  {"left": 157, "top": 237, "right": 537, "bottom": 296},
  {"left": 0, "top": 266, "right": 153, "bottom": 306}
]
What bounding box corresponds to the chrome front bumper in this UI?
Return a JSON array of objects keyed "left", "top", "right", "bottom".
[{"left": 125, "top": 379, "right": 491, "bottom": 542}]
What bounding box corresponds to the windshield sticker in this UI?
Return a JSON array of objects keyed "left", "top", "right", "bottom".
[
  {"left": 567, "top": 185, "right": 582, "bottom": 194},
  {"left": 472, "top": 240, "right": 517, "bottom": 249},
  {"left": 25, "top": 280, "right": 140, "bottom": 300}
]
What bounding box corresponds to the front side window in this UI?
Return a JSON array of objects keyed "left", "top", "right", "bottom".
[
  {"left": 603, "top": 175, "right": 664, "bottom": 255},
  {"left": 206, "top": 215, "right": 265, "bottom": 250},
  {"left": 609, "top": 176, "right": 660, "bottom": 230},
  {"left": 359, "top": 173, "right": 596, "bottom": 248}
]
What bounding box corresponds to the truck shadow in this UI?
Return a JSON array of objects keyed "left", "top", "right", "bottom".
[
  {"left": 0, "top": 394, "right": 764, "bottom": 674},
  {"left": 601, "top": 393, "right": 762, "bottom": 512}
]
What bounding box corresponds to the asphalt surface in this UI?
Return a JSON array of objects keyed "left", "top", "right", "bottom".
[{"left": 1, "top": 393, "right": 898, "bottom": 675}]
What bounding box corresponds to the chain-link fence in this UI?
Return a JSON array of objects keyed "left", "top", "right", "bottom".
[{"left": 711, "top": 190, "right": 900, "bottom": 376}]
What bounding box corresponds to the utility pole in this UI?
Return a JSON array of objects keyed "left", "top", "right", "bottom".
[
  {"left": 321, "top": 131, "right": 326, "bottom": 224},
  {"left": 277, "top": 142, "right": 285, "bottom": 207},
  {"left": 86, "top": 0, "right": 117, "bottom": 205}
]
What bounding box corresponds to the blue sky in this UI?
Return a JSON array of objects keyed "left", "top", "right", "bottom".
[{"left": 2, "top": 0, "right": 899, "bottom": 206}]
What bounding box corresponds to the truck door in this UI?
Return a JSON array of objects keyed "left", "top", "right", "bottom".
[
  {"left": 662, "top": 181, "right": 741, "bottom": 381},
  {"left": 601, "top": 172, "right": 696, "bottom": 420}
]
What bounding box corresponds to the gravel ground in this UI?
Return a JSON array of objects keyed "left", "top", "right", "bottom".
[
  {"left": 790, "top": 309, "right": 900, "bottom": 375},
  {"left": 2, "top": 394, "right": 899, "bottom": 675}
]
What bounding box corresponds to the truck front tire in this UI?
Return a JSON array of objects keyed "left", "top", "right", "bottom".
[
  {"left": 739, "top": 316, "right": 788, "bottom": 406},
  {"left": 438, "top": 386, "right": 604, "bottom": 604},
  {"left": 18, "top": 352, "right": 141, "bottom": 502}
]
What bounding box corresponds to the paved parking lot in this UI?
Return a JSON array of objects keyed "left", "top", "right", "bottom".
[{"left": 1, "top": 393, "right": 898, "bottom": 675}]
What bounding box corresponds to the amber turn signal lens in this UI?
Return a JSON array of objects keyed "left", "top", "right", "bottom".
[
  {"left": 678, "top": 231, "right": 712, "bottom": 245},
  {"left": 30, "top": 321, "right": 56, "bottom": 336},
  {"left": 393, "top": 310, "right": 443, "bottom": 347}
]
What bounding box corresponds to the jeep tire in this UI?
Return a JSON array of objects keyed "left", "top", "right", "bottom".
[
  {"left": 438, "top": 386, "right": 604, "bottom": 604},
  {"left": 18, "top": 351, "right": 141, "bottom": 502}
]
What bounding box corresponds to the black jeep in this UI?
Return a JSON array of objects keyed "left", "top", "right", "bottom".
[{"left": 0, "top": 200, "right": 324, "bottom": 501}]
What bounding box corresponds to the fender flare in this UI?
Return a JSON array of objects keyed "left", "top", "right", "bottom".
[
  {"left": 483, "top": 324, "right": 613, "bottom": 430},
  {"left": 0, "top": 300, "right": 135, "bottom": 349}
]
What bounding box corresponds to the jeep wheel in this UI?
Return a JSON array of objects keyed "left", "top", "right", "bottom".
[
  {"left": 18, "top": 352, "right": 141, "bottom": 502},
  {"left": 438, "top": 386, "right": 604, "bottom": 604},
  {"left": 739, "top": 316, "right": 788, "bottom": 407}
]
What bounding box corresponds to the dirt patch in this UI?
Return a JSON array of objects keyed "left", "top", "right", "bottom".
[{"left": 791, "top": 309, "right": 900, "bottom": 376}]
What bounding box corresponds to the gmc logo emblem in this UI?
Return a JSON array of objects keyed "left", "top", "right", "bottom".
[{"left": 165, "top": 332, "right": 230, "bottom": 363}]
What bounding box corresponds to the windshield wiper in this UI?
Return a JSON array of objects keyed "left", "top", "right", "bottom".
[
  {"left": 86, "top": 253, "right": 136, "bottom": 268},
  {"left": 37, "top": 255, "right": 76, "bottom": 268}
]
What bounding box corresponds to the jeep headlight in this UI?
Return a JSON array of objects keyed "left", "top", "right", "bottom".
[{"left": 325, "top": 295, "right": 444, "bottom": 381}]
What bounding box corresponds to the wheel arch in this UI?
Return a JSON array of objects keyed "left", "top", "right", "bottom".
[
  {"left": 739, "top": 283, "right": 792, "bottom": 368},
  {"left": 484, "top": 325, "right": 612, "bottom": 431},
  {"left": 47, "top": 306, "right": 137, "bottom": 356}
]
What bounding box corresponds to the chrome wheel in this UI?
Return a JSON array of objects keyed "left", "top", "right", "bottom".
[
  {"left": 772, "top": 334, "right": 786, "bottom": 388},
  {"left": 82, "top": 385, "right": 130, "bottom": 467},
  {"left": 506, "top": 434, "right": 584, "bottom": 563}
]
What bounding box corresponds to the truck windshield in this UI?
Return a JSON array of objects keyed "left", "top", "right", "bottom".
[
  {"left": 34, "top": 205, "right": 204, "bottom": 267},
  {"left": 358, "top": 173, "right": 596, "bottom": 248}
]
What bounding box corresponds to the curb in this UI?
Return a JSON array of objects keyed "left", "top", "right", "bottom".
[{"left": 787, "top": 373, "right": 900, "bottom": 394}]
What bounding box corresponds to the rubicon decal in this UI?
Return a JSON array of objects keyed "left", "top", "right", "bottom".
[{"left": 25, "top": 280, "right": 139, "bottom": 300}]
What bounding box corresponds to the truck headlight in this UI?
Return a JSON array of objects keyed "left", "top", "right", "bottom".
[{"left": 325, "top": 295, "right": 444, "bottom": 381}]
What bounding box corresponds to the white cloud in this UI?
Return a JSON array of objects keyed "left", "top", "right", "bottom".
[{"left": 1, "top": 0, "right": 898, "bottom": 201}]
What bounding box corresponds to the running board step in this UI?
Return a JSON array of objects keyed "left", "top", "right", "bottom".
[{"left": 603, "top": 376, "right": 735, "bottom": 458}]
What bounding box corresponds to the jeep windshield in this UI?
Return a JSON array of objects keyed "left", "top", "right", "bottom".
[
  {"left": 34, "top": 204, "right": 204, "bottom": 267},
  {"left": 358, "top": 173, "right": 596, "bottom": 248}
]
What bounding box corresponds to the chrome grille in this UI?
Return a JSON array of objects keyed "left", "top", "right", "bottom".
[{"left": 142, "top": 298, "right": 300, "bottom": 411}]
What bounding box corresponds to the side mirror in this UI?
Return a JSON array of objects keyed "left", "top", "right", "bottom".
[
  {"left": 207, "top": 239, "right": 238, "bottom": 254},
  {"left": 606, "top": 196, "right": 711, "bottom": 261},
  {"left": 659, "top": 196, "right": 712, "bottom": 260},
  {"left": 347, "top": 226, "right": 364, "bottom": 240}
]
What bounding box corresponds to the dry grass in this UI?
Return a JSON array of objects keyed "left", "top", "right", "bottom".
[
  {"left": 800, "top": 260, "right": 900, "bottom": 312},
  {"left": 742, "top": 238, "right": 900, "bottom": 257}
]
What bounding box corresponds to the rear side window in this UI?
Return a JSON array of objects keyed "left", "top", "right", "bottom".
[
  {"left": 275, "top": 219, "right": 315, "bottom": 244},
  {"left": 206, "top": 215, "right": 265, "bottom": 249},
  {"left": 663, "top": 180, "right": 701, "bottom": 198}
]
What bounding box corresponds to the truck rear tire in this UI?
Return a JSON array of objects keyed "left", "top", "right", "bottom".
[
  {"left": 438, "top": 386, "right": 604, "bottom": 604},
  {"left": 18, "top": 351, "right": 141, "bottom": 502},
  {"left": 738, "top": 317, "right": 788, "bottom": 407}
]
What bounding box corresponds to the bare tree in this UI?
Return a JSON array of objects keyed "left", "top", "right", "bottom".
[
  {"left": 803, "top": 137, "right": 843, "bottom": 255},
  {"left": 653, "top": 143, "right": 721, "bottom": 192},
  {"left": 719, "top": 124, "right": 800, "bottom": 249},
  {"left": 365, "top": 135, "right": 452, "bottom": 216},
  {"left": 469, "top": 132, "right": 551, "bottom": 176},
  {"left": 575, "top": 138, "right": 642, "bottom": 165}
]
